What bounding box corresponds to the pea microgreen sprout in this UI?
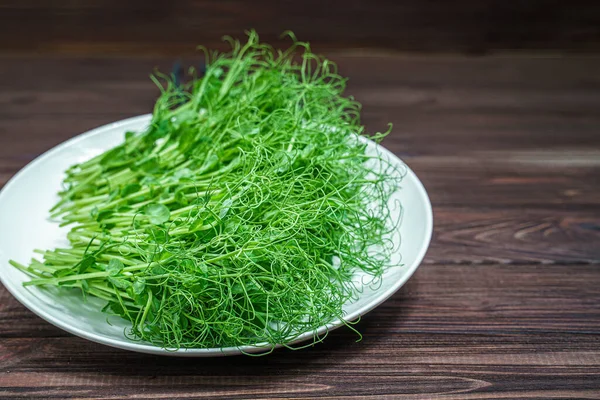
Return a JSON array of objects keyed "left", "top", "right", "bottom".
[{"left": 10, "top": 30, "right": 403, "bottom": 350}]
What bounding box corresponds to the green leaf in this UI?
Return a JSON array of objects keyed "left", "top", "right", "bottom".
[
  {"left": 159, "top": 251, "right": 173, "bottom": 261},
  {"left": 107, "top": 258, "right": 124, "bottom": 276},
  {"left": 273, "top": 150, "right": 298, "bottom": 174},
  {"left": 100, "top": 147, "right": 126, "bottom": 168},
  {"left": 174, "top": 168, "right": 192, "bottom": 181},
  {"left": 190, "top": 216, "right": 204, "bottom": 231},
  {"left": 225, "top": 219, "right": 240, "bottom": 234},
  {"left": 180, "top": 315, "right": 189, "bottom": 330},
  {"left": 231, "top": 283, "right": 244, "bottom": 295},
  {"left": 171, "top": 110, "right": 196, "bottom": 130},
  {"left": 148, "top": 119, "right": 169, "bottom": 140},
  {"left": 146, "top": 227, "right": 169, "bottom": 244},
  {"left": 212, "top": 67, "right": 224, "bottom": 78},
  {"left": 116, "top": 205, "right": 132, "bottom": 213},
  {"left": 102, "top": 301, "right": 127, "bottom": 317},
  {"left": 160, "top": 191, "right": 171, "bottom": 200},
  {"left": 178, "top": 128, "right": 196, "bottom": 154},
  {"left": 194, "top": 228, "right": 217, "bottom": 242},
  {"left": 96, "top": 209, "right": 113, "bottom": 222},
  {"left": 140, "top": 176, "right": 159, "bottom": 187},
  {"left": 174, "top": 190, "right": 189, "bottom": 206},
  {"left": 145, "top": 244, "right": 158, "bottom": 261},
  {"left": 121, "top": 183, "right": 141, "bottom": 198},
  {"left": 151, "top": 264, "right": 166, "bottom": 276},
  {"left": 190, "top": 209, "right": 209, "bottom": 230},
  {"left": 77, "top": 256, "right": 96, "bottom": 274},
  {"left": 301, "top": 144, "right": 315, "bottom": 159},
  {"left": 189, "top": 282, "right": 206, "bottom": 295},
  {"left": 81, "top": 279, "right": 89, "bottom": 296},
  {"left": 134, "top": 292, "right": 149, "bottom": 307},
  {"left": 53, "top": 268, "right": 74, "bottom": 278},
  {"left": 135, "top": 157, "right": 161, "bottom": 175},
  {"left": 181, "top": 259, "right": 195, "bottom": 271},
  {"left": 145, "top": 203, "right": 170, "bottom": 225},
  {"left": 108, "top": 188, "right": 120, "bottom": 201},
  {"left": 219, "top": 198, "right": 233, "bottom": 220},
  {"left": 181, "top": 259, "right": 206, "bottom": 274},
  {"left": 108, "top": 276, "right": 130, "bottom": 290},
  {"left": 197, "top": 262, "right": 208, "bottom": 274},
  {"left": 198, "top": 153, "right": 219, "bottom": 174},
  {"left": 132, "top": 278, "right": 146, "bottom": 295}
]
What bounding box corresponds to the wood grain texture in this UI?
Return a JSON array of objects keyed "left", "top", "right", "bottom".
[
  {"left": 1, "top": 264, "right": 599, "bottom": 399},
  {"left": 1, "top": 53, "right": 600, "bottom": 398},
  {"left": 1, "top": 55, "right": 600, "bottom": 207},
  {"left": 1, "top": 0, "right": 600, "bottom": 54}
]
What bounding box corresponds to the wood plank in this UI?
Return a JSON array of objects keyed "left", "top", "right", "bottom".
[
  {"left": 1, "top": 264, "right": 599, "bottom": 398},
  {"left": 409, "top": 158, "right": 600, "bottom": 207},
  {"left": 428, "top": 208, "right": 600, "bottom": 264},
  {"left": 0, "top": 347, "right": 599, "bottom": 399},
  {"left": 2, "top": 55, "right": 599, "bottom": 141},
  {"left": 1, "top": 54, "right": 599, "bottom": 398},
  {"left": 1, "top": 0, "right": 600, "bottom": 54},
  {"left": 2, "top": 264, "right": 599, "bottom": 337},
  {"left": 1, "top": 56, "right": 599, "bottom": 207}
]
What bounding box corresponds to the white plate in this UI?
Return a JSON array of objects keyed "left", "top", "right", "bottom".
[{"left": 0, "top": 114, "right": 432, "bottom": 356}]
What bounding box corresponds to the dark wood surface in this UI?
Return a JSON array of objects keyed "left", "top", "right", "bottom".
[
  {"left": 1, "top": 0, "right": 600, "bottom": 54},
  {"left": 1, "top": 53, "right": 600, "bottom": 398}
]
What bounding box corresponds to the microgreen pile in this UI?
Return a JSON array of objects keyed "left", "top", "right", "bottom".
[{"left": 10, "top": 31, "right": 402, "bottom": 351}]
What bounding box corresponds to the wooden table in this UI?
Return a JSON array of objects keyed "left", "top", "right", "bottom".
[{"left": 1, "top": 54, "right": 599, "bottom": 399}]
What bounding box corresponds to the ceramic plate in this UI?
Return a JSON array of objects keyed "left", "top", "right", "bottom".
[{"left": 0, "top": 115, "right": 432, "bottom": 356}]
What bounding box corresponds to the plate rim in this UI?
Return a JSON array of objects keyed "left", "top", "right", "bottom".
[{"left": 0, "top": 114, "right": 433, "bottom": 356}]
